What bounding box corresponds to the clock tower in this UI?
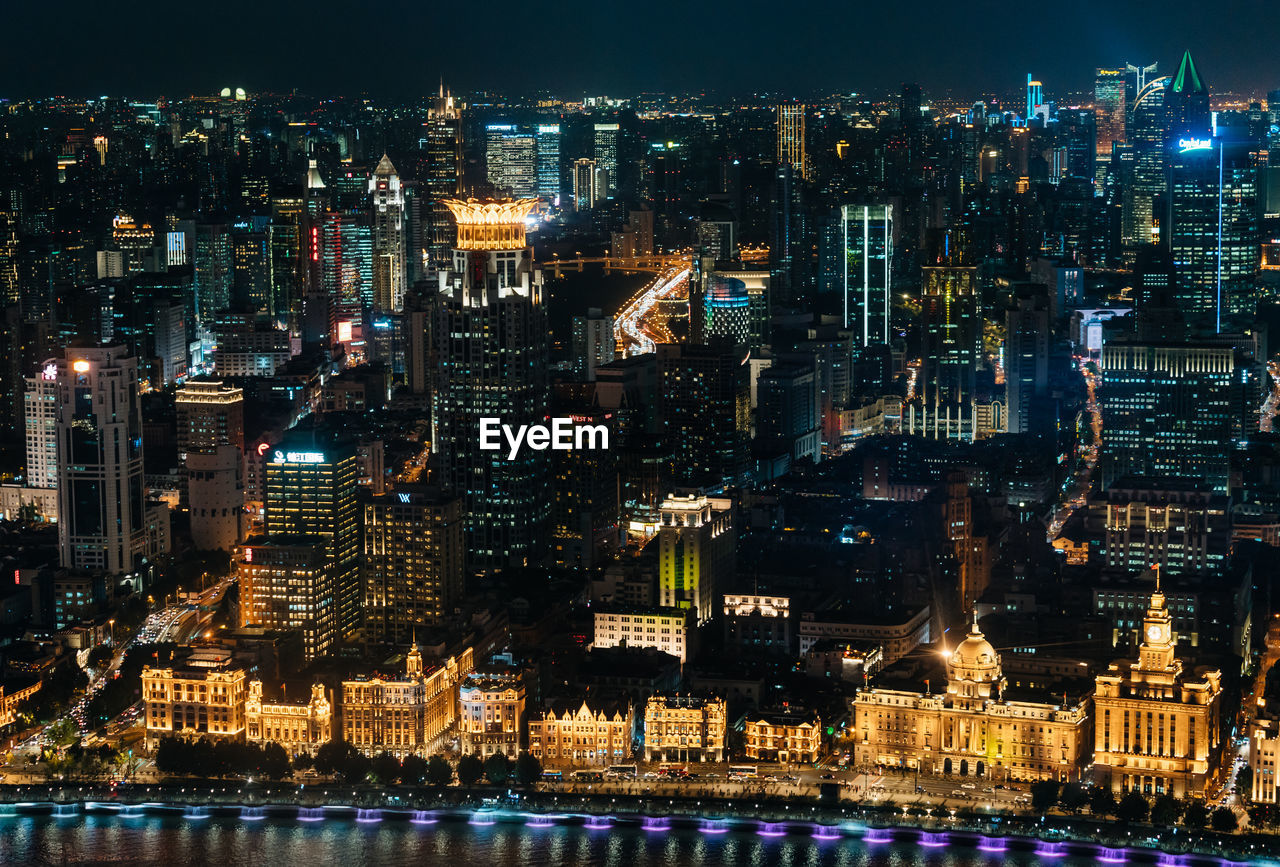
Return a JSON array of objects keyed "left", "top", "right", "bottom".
[{"left": 1137, "top": 587, "right": 1177, "bottom": 672}]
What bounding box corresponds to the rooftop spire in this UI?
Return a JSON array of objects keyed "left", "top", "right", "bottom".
[
  {"left": 1172, "top": 50, "right": 1206, "bottom": 94},
  {"left": 374, "top": 152, "right": 397, "bottom": 176}
]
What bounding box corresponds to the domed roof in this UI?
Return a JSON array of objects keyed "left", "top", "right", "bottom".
[
  {"left": 948, "top": 614, "right": 1001, "bottom": 682},
  {"left": 952, "top": 629, "right": 997, "bottom": 669}
]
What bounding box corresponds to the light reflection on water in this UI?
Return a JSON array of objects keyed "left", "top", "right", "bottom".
[{"left": 0, "top": 815, "right": 1105, "bottom": 866}]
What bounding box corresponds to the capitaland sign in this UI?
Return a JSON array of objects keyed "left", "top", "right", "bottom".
[
  {"left": 1178, "top": 137, "right": 1213, "bottom": 152},
  {"left": 480, "top": 417, "right": 609, "bottom": 460},
  {"left": 273, "top": 450, "right": 326, "bottom": 464}
]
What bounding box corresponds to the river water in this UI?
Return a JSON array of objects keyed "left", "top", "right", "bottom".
[{"left": 0, "top": 811, "right": 1172, "bottom": 867}]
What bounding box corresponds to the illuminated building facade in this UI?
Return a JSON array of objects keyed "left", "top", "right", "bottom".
[
  {"left": 1094, "top": 68, "right": 1125, "bottom": 182},
  {"left": 1090, "top": 478, "right": 1229, "bottom": 575},
  {"left": 23, "top": 361, "right": 58, "bottom": 490},
  {"left": 1249, "top": 717, "right": 1280, "bottom": 803},
  {"left": 657, "top": 493, "right": 734, "bottom": 626},
  {"left": 642, "top": 694, "right": 726, "bottom": 762},
  {"left": 593, "top": 605, "right": 692, "bottom": 663},
  {"left": 830, "top": 204, "right": 893, "bottom": 346},
  {"left": 657, "top": 342, "right": 751, "bottom": 489},
  {"left": 459, "top": 667, "right": 526, "bottom": 758},
  {"left": 723, "top": 594, "right": 793, "bottom": 655},
  {"left": 238, "top": 537, "right": 335, "bottom": 661},
  {"left": 528, "top": 699, "right": 634, "bottom": 767},
  {"left": 573, "top": 158, "right": 602, "bottom": 210},
  {"left": 55, "top": 346, "right": 146, "bottom": 574},
  {"left": 484, "top": 125, "right": 537, "bottom": 198},
  {"left": 776, "top": 104, "right": 806, "bottom": 179},
  {"left": 852, "top": 619, "right": 1090, "bottom": 782},
  {"left": 245, "top": 681, "right": 332, "bottom": 755},
  {"left": 431, "top": 199, "right": 550, "bottom": 570},
  {"left": 369, "top": 153, "right": 406, "bottom": 313},
  {"left": 1099, "top": 339, "right": 1235, "bottom": 494},
  {"left": 176, "top": 380, "right": 245, "bottom": 551},
  {"left": 340, "top": 644, "right": 474, "bottom": 759},
  {"left": 422, "top": 84, "right": 463, "bottom": 270},
  {"left": 743, "top": 710, "right": 822, "bottom": 763},
  {"left": 593, "top": 123, "right": 619, "bottom": 193},
  {"left": 362, "top": 486, "right": 465, "bottom": 645},
  {"left": 907, "top": 264, "right": 980, "bottom": 441},
  {"left": 1121, "top": 76, "right": 1170, "bottom": 260},
  {"left": 141, "top": 648, "right": 248, "bottom": 749},
  {"left": 1093, "top": 588, "right": 1224, "bottom": 797},
  {"left": 263, "top": 441, "right": 361, "bottom": 640}
]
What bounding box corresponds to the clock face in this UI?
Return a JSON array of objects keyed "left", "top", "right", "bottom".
[{"left": 1147, "top": 625, "right": 1163, "bottom": 641}]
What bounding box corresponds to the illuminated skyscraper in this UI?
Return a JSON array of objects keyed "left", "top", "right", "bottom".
[
  {"left": 369, "top": 153, "right": 406, "bottom": 313},
  {"left": 829, "top": 204, "right": 893, "bottom": 346},
  {"left": 776, "top": 103, "right": 806, "bottom": 179},
  {"left": 593, "top": 123, "right": 620, "bottom": 193},
  {"left": 573, "top": 158, "right": 601, "bottom": 210},
  {"left": 1005, "top": 285, "right": 1050, "bottom": 435},
  {"left": 1164, "top": 50, "right": 1211, "bottom": 148},
  {"left": 56, "top": 345, "right": 146, "bottom": 574},
  {"left": 907, "top": 263, "right": 980, "bottom": 441},
  {"left": 176, "top": 380, "right": 245, "bottom": 551},
  {"left": 363, "top": 486, "right": 464, "bottom": 645},
  {"left": 1025, "top": 75, "right": 1044, "bottom": 123},
  {"left": 263, "top": 439, "right": 361, "bottom": 641},
  {"left": 1167, "top": 137, "right": 1260, "bottom": 329},
  {"left": 485, "top": 125, "right": 538, "bottom": 197},
  {"left": 23, "top": 361, "right": 58, "bottom": 491},
  {"left": 657, "top": 493, "right": 735, "bottom": 626},
  {"left": 1121, "top": 76, "right": 1170, "bottom": 260},
  {"left": 1100, "top": 336, "right": 1235, "bottom": 493},
  {"left": 1095, "top": 68, "right": 1126, "bottom": 183},
  {"left": 535, "top": 124, "right": 561, "bottom": 204},
  {"left": 423, "top": 85, "right": 463, "bottom": 270},
  {"left": 657, "top": 342, "right": 751, "bottom": 490},
  {"left": 431, "top": 199, "right": 550, "bottom": 570}
]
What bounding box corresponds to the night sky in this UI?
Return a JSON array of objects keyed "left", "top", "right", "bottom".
[{"left": 4, "top": 0, "right": 1279, "bottom": 99}]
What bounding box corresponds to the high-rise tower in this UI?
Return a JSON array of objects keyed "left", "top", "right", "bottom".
[
  {"left": 1095, "top": 68, "right": 1126, "bottom": 185},
  {"left": 423, "top": 85, "right": 463, "bottom": 271},
  {"left": 370, "top": 153, "right": 406, "bottom": 314},
  {"left": 56, "top": 345, "right": 146, "bottom": 574},
  {"left": 776, "top": 104, "right": 807, "bottom": 179},
  {"left": 431, "top": 199, "right": 550, "bottom": 570}
]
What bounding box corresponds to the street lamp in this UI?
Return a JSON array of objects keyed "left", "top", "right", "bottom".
[{"left": 107, "top": 619, "right": 115, "bottom": 647}]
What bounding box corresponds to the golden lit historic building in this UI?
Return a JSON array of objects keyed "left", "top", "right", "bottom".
[
  {"left": 1093, "top": 586, "right": 1224, "bottom": 798},
  {"left": 142, "top": 648, "right": 248, "bottom": 749},
  {"left": 246, "top": 681, "right": 332, "bottom": 755},
  {"left": 527, "top": 698, "right": 634, "bottom": 766},
  {"left": 643, "top": 693, "right": 726, "bottom": 762},
  {"left": 0, "top": 680, "right": 41, "bottom": 727},
  {"left": 852, "top": 617, "right": 1090, "bottom": 782},
  {"left": 340, "top": 644, "right": 473, "bottom": 759},
  {"left": 743, "top": 710, "right": 823, "bottom": 763},
  {"left": 459, "top": 667, "right": 526, "bottom": 758}
]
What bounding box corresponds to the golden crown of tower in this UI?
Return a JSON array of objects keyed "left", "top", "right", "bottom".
[{"left": 443, "top": 198, "right": 540, "bottom": 251}]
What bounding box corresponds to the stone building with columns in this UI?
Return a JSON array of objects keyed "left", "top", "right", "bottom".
[
  {"left": 1092, "top": 587, "right": 1224, "bottom": 798},
  {"left": 851, "top": 616, "right": 1091, "bottom": 782}
]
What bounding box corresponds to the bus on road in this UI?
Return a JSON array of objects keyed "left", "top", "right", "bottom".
[
  {"left": 606, "top": 764, "right": 637, "bottom": 779},
  {"left": 728, "top": 765, "right": 758, "bottom": 779}
]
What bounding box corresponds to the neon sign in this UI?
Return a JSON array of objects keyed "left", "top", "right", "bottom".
[
  {"left": 273, "top": 450, "right": 325, "bottom": 464},
  {"left": 1178, "top": 138, "right": 1212, "bottom": 152}
]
